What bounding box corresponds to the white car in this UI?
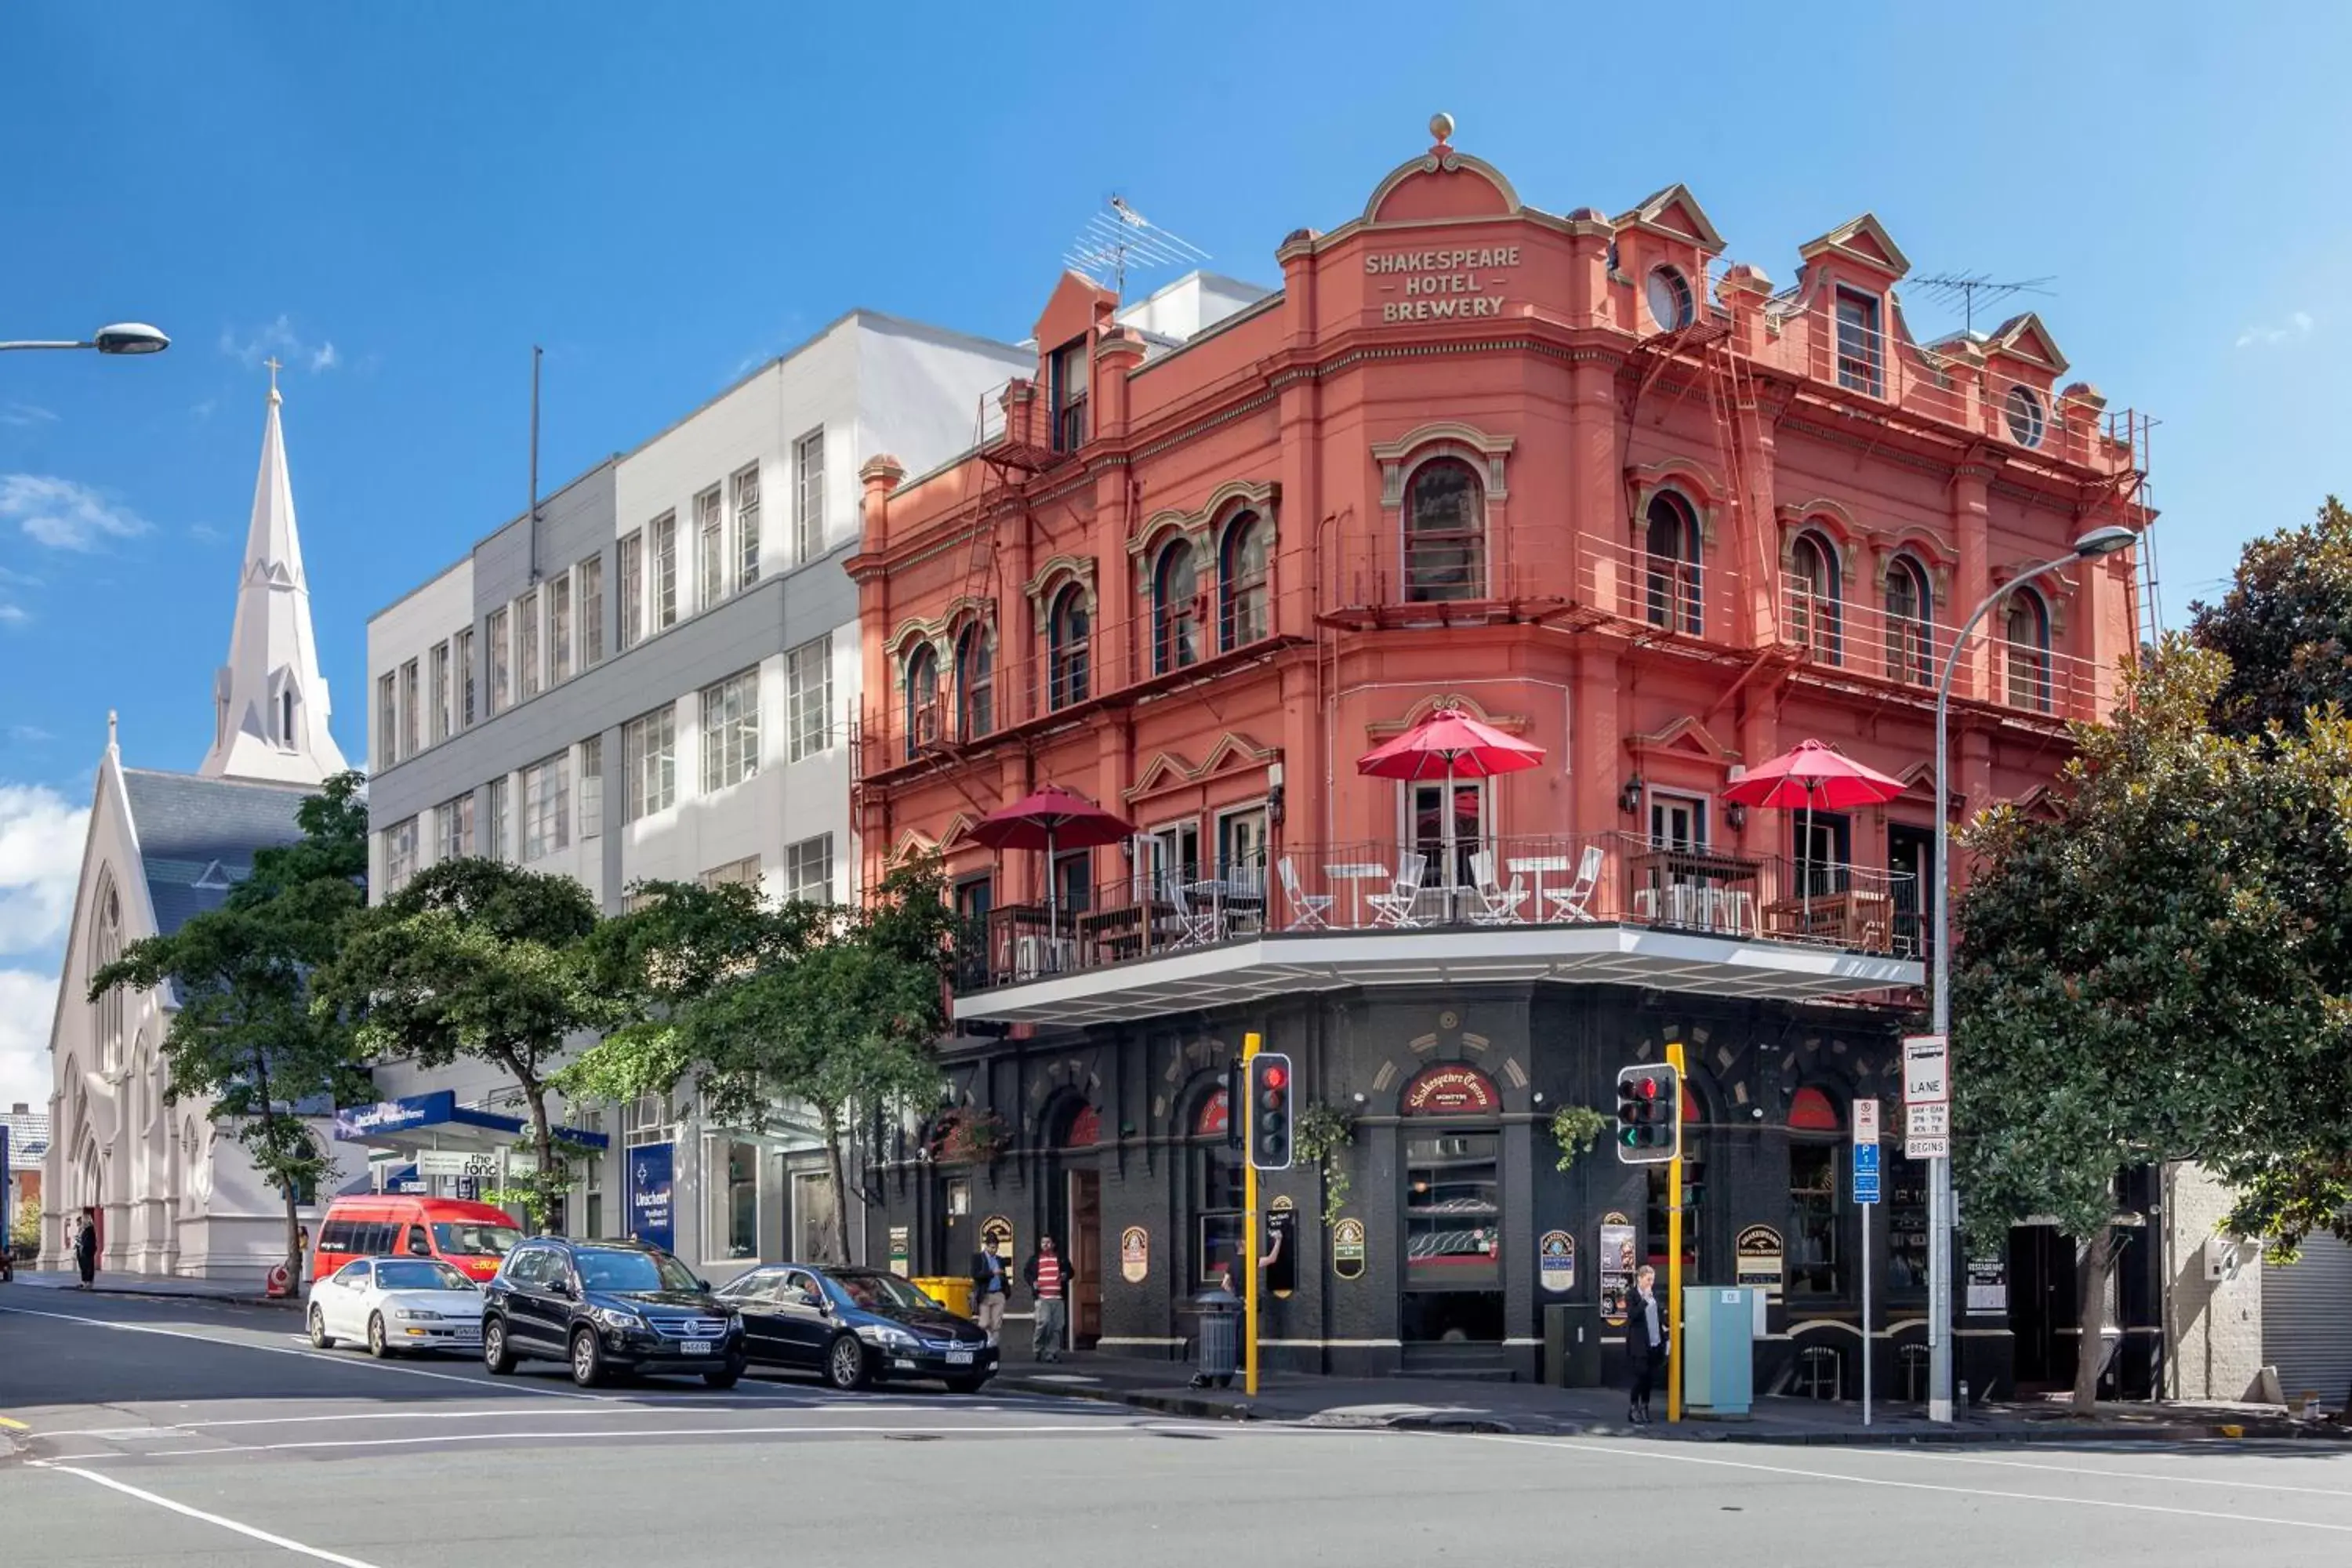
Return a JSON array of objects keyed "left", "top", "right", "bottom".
[{"left": 308, "top": 1256, "right": 485, "bottom": 1358}]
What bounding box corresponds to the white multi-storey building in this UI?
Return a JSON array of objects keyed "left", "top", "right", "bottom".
[{"left": 356, "top": 311, "right": 1025, "bottom": 1270}]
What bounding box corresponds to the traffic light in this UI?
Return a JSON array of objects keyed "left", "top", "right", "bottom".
[
  {"left": 1614, "top": 1062, "right": 1681, "bottom": 1165},
  {"left": 1247, "top": 1052, "right": 1294, "bottom": 1171}
]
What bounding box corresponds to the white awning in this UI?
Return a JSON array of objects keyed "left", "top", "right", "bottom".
[{"left": 952, "top": 924, "right": 1921, "bottom": 1025}]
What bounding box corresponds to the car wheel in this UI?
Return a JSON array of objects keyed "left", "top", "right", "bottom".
[
  {"left": 570, "top": 1327, "right": 608, "bottom": 1388},
  {"left": 367, "top": 1313, "right": 393, "bottom": 1359},
  {"left": 307, "top": 1307, "right": 336, "bottom": 1351},
  {"left": 944, "top": 1375, "right": 989, "bottom": 1396},
  {"left": 702, "top": 1353, "right": 745, "bottom": 1391},
  {"left": 482, "top": 1317, "right": 516, "bottom": 1375},
  {"left": 823, "top": 1334, "right": 869, "bottom": 1392}
]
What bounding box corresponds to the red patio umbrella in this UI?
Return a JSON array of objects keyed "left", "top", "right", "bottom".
[
  {"left": 967, "top": 785, "right": 1137, "bottom": 936},
  {"left": 1721, "top": 739, "right": 1906, "bottom": 916},
  {"left": 1358, "top": 708, "right": 1547, "bottom": 890}
]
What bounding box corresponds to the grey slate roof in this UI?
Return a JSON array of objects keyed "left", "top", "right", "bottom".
[
  {"left": 120, "top": 768, "right": 315, "bottom": 936},
  {"left": 1, "top": 1108, "right": 48, "bottom": 1159}
]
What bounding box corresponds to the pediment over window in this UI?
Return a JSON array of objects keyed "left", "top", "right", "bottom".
[
  {"left": 1123, "top": 732, "right": 1279, "bottom": 804},
  {"left": 1128, "top": 479, "right": 1279, "bottom": 563},
  {"left": 1372, "top": 424, "right": 1513, "bottom": 508},
  {"left": 1623, "top": 715, "right": 1740, "bottom": 767},
  {"left": 1797, "top": 212, "right": 1911, "bottom": 279},
  {"left": 1365, "top": 693, "right": 1530, "bottom": 741},
  {"left": 1612, "top": 183, "right": 1726, "bottom": 253}
]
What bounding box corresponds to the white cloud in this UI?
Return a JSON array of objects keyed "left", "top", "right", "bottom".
[
  {"left": 0, "top": 474, "right": 151, "bottom": 552},
  {"left": 0, "top": 604, "right": 26, "bottom": 627},
  {"left": 0, "top": 403, "right": 57, "bottom": 429},
  {"left": 6, "top": 726, "right": 54, "bottom": 744},
  {"left": 218, "top": 314, "right": 341, "bottom": 374},
  {"left": 0, "top": 781, "right": 86, "bottom": 955},
  {"left": 2234, "top": 310, "right": 2316, "bottom": 348},
  {"left": 0, "top": 968, "right": 57, "bottom": 1110},
  {"left": 188, "top": 523, "right": 224, "bottom": 544}
]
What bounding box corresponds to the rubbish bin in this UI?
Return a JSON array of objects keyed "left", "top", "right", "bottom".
[
  {"left": 912, "top": 1276, "right": 975, "bottom": 1318},
  {"left": 1192, "top": 1284, "right": 1240, "bottom": 1388},
  {"left": 1544, "top": 1301, "right": 1602, "bottom": 1388}
]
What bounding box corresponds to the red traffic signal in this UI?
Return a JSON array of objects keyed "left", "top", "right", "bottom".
[
  {"left": 1247, "top": 1051, "right": 1294, "bottom": 1172},
  {"left": 1614, "top": 1062, "right": 1681, "bottom": 1166}
]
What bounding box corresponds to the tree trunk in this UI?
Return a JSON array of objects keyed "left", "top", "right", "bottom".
[
  {"left": 518, "top": 1072, "right": 557, "bottom": 1237},
  {"left": 253, "top": 1049, "right": 300, "bottom": 1284},
  {"left": 822, "top": 1117, "right": 851, "bottom": 1268},
  {"left": 2071, "top": 1225, "right": 2117, "bottom": 1415}
]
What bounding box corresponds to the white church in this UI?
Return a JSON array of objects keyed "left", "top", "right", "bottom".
[{"left": 40, "top": 378, "right": 363, "bottom": 1282}]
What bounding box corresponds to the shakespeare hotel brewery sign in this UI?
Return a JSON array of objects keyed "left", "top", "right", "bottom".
[{"left": 1368, "top": 246, "right": 1521, "bottom": 322}]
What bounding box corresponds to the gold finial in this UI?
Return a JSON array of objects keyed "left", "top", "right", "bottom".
[
  {"left": 1429, "top": 112, "right": 1455, "bottom": 145},
  {"left": 263, "top": 356, "right": 282, "bottom": 394}
]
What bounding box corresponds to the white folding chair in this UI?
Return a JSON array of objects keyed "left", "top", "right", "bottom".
[
  {"left": 1468, "top": 850, "right": 1528, "bottom": 925},
  {"left": 1546, "top": 844, "right": 1606, "bottom": 922},
  {"left": 1166, "top": 877, "right": 1221, "bottom": 946},
  {"left": 1367, "top": 856, "right": 1428, "bottom": 929},
  {"left": 1278, "top": 856, "right": 1332, "bottom": 931}
]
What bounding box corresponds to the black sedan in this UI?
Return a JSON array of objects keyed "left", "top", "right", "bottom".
[
  {"left": 714, "top": 1262, "right": 996, "bottom": 1393},
  {"left": 481, "top": 1236, "right": 746, "bottom": 1389}
]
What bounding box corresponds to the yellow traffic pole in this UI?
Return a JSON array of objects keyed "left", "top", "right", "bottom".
[
  {"left": 1243, "top": 1030, "right": 1261, "bottom": 1397},
  {"left": 1665, "top": 1040, "right": 1687, "bottom": 1424}
]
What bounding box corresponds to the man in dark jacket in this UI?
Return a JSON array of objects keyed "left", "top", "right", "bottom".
[
  {"left": 1022, "top": 1236, "right": 1075, "bottom": 1362},
  {"left": 970, "top": 1242, "right": 1011, "bottom": 1346}
]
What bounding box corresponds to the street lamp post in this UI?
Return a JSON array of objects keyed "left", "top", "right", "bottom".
[
  {"left": 1928, "top": 521, "right": 2136, "bottom": 1422},
  {"left": 0, "top": 322, "right": 171, "bottom": 355}
]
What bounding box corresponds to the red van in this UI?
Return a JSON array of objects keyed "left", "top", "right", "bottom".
[{"left": 310, "top": 1196, "right": 525, "bottom": 1285}]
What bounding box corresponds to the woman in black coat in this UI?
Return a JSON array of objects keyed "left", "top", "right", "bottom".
[
  {"left": 1624, "top": 1264, "right": 1666, "bottom": 1425},
  {"left": 73, "top": 1207, "right": 100, "bottom": 1290}
]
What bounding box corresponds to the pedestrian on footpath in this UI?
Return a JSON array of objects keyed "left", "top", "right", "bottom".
[
  {"left": 1626, "top": 1264, "right": 1666, "bottom": 1425},
  {"left": 971, "top": 1240, "right": 1011, "bottom": 1346},
  {"left": 1024, "top": 1234, "right": 1073, "bottom": 1363},
  {"left": 74, "top": 1207, "right": 100, "bottom": 1291}
]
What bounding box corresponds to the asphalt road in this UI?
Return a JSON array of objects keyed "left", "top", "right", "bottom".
[{"left": 6, "top": 1285, "right": 2352, "bottom": 1566}]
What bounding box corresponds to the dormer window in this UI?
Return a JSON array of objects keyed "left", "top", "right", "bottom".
[
  {"left": 1051, "top": 336, "right": 1089, "bottom": 453},
  {"left": 1835, "top": 289, "right": 1882, "bottom": 396},
  {"left": 1646, "top": 267, "right": 1693, "bottom": 332},
  {"left": 2005, "top": 385, "right": 2045, "bottom": 449}
]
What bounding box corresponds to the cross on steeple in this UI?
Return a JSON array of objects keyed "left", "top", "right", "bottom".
[{"left": 263, "top": 356, "right": 282, "bottom": 394}]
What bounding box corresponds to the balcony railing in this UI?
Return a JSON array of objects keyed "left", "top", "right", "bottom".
[
  {"left": 958, "top": 831, "right": 1922, "bottom": 992},
  {"left": 1777, "top": 575, "right": 2119, "bottom": 721}
]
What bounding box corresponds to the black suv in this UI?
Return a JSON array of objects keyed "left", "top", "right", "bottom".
[{"left": 482, "top": 1236, "right": 745, "bottom": 1389}]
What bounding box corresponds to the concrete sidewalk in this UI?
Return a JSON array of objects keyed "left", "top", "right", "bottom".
[
  {"left": 4, "top": 1269, "right": 303, "bottom": 1308},
  {"left": 990, "top": 1344, "right": 2351, "bottom": 1446}
]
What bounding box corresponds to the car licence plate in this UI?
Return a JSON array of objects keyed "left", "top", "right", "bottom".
[
  {"left": 946, "top": 1349, "right": 973, "bottom": 1367},
  {"left": 681, "top": 1340, "right": 712, "bottom": 1356}
]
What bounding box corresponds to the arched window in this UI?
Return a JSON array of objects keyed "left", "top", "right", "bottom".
[
  {"left": 2005, "top": 587, "right": 2053, "bottom": 713},
  {"left": 1884, "top": 556, "right": 1933, "bottom": 687},
  {"left": 1153, "top": 539, "right": 1201, "bottom": 675},
  {"left": 954, "top": 625, "right": 993, "bottom": 740},
  {"left": 1219, "top": 512, "right": 1269, "bottom": 650},
  {"left": 1403, "top": 458, "right": 1485, "bottom": 602},
  {"left": 1188, "top": 1083, "right": 1243, "bottom": 1285},
  {"left": 1788, "top": 530, "right": 1842, "bottom": 662},
  {"left": 1047, "top": 584, "right": 1091, "bottom": 710},
  {"left": 1643, "top": 492, "right": 1703, "bottom": 634},
  {"left": 90, "top": 874, "right": 124, "bottom": 1074},
  {"left": 903, "top": 645, "right": 940, "bottom": 758}
]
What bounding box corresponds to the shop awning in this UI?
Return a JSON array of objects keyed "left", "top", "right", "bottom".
[{"left": 332, "top": 1091, "right": 609, "bottom": 1153}]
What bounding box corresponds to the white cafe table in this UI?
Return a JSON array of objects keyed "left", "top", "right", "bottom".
[
  {"left": 1323, "top": 863, "right": 1390, "bottom": 929},
  {"left": 1508, "top": 855, "right": 1575, "bottom": 921}
]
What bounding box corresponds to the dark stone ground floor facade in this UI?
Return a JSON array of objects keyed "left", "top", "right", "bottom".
[{"left": 862, "top": 982, "right": 2053, "bottom": 1399}]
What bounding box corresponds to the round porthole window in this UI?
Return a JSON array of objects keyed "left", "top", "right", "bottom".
[
  {"left": 2005, "top": 384, "right": 2045, "bottom": 448},
  {"left": 1646, "top": 267, "right": 1693, "bottom": 332}
]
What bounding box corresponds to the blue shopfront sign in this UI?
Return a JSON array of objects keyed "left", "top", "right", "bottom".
[
  {"left": 334, "top": 1091, "right": 457, "bottom": 1142},
  {"left": 629, "top": 1143, "right": 675, "bottom": 1253}
]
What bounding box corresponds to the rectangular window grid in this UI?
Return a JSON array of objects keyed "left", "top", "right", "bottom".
[
  {"left": 486, "top": 777, "right": 509, "bottom": 862},
  {"left": 455, "top": 627, "right": 476, "bottom": 728},
  {"left": 786, "top": 833, "right": 833, "bottom": 905},
  {"left": 652, "top": 512, "right": 679, "bottom": 631},
  {"left": 521, "top": 751, "right": 572, "bottom": 862},
  {"left": 616, "top": 531, "right": 643, "bottom": 652},
  {"left": 733, "top": 463, "right": 760, "bottom": 590},
  {"left": 517, "top": 590, "right": 540, "bottom": 701},
  {"left": 701, "top": 856, "right": 761, "bottom": 890},
  {"left": 548, "top": 574, "right": 572, "bottom": 684},
  {"left": 623, "top": 706, "right": 677, "bottom": 820},
  {"left": 398, "top": 659, "right": 419, "bottom": 760},
  {"left": 376, "top": 673, "right": 397, "bottom": 770},
  {"left": 696, "top": 485, "right": 724, "bottom": 612},
  {"left": 437, "top": 793, "right": 474, "bottom": 862},
  {"left": 579, "top": 554, "right": 605, "bottom": 667},
  {"left": 794, "top": 429, "right": 825, "bottom": 564},
  {"left": 429, "top": 641, "right": 451, "bottom": 744},
  {"left": 486, "top": 608, "right": 510, "bottom": 715},
  {"left": 786, "top": 635, "right": 830, "bottom": 763},
  {"left": 579, "top": 735, "right": 603, "bottom": 840},
  {"left": 699, "top": 668, "right": 760, "bottom": 794},
  {"left": 385, "top": 818, "right": 419, "bottom": 891}
]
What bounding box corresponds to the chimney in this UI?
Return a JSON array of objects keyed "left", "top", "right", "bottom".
[{"left": 9, "top": 1102, "right": 25, "bottom": 1115}]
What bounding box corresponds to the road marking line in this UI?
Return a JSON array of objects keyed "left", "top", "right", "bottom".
[
  {"left": 0, "top": 1415, "right": 28, "bottom": 1430},
  {"left": 1450, "top": 1432, "right": 2352, "bottom": 1535},
  {"left": 0, "top": 1305, "right": 611, "bottom": 1402},
  {"left": 27, "top": 1461, "right": 391, "bottom": 1566},
  {"left": 133, "top": 1420, "right": 1224, "bottom": 1457},
  {"left": 1859, "top": 1446, "right": 2352, "bottom": 1500}
]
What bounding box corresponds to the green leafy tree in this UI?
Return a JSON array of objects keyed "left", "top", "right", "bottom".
[
  {"left": 2190, "top": 495, "right": 2352, "bottom": 738},
  {"left": 316, "top": 858, "right": 617, "bottom": 1232},
  {"left": 1950, "top": 643, "right": 2343, "bottom": 1412},
  {"left": 13, "top": 1195, "right": 42, "bottom": 1254},
  {"left": 88, "top": 771, "right": 373, "bottom": 1282}
]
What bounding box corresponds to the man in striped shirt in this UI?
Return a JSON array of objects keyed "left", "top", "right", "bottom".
[{"left": 1023, "top": 1235, "right": 1074, "bottom": 1363}]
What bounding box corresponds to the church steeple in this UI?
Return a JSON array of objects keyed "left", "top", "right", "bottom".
[{"left": 198, "top": 368, "right": 348, "bottom": 784}]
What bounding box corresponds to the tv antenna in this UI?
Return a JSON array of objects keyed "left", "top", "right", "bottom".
[
  {"left": 1910, "top": 272, "right": 2056, "bottom": 335},
  {"left": 1064, "top": 195, "right": 1210, "bottom": 296}
]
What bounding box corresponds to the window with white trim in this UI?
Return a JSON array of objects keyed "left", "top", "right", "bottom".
[
  {"left": 437, "top": 793, "right": 474, "bottom": 862},
  {"left": 794, "top": 429, "right": 825, "bottom": 564},
  {"left": 398, "top": 659, "right": 419, "bottom": 759},
  {"left": 617, "top": 530, "right": 643, "bottom": 652},
  {"left": 1403, "top": 458, "right": 1486, "bottom": 601},
  {"left": 486, "top": 607, "right": 510, "bottom": 715},
  {"left": 624, "top": 706, "right": 677, "bottom": 819},
  {"left": 652, "top": 512, "right": 679, "bottom": 631},
  {"left": 429, "top": 641, "right": 452, "bottom": 744},
  {"left": 786, "top": 833, "right": 833, "bottom": 904},
  {"left": 579, "top": 554, "right": 605, "bottom": 667},
  {"left": 455, "top": 627, "right": 476, "bottom": 728},
  {"left": 385, "top": 818, "right": 419, "bottom": 891},
  {"left": 699, "top": 667, "right": 760, "bottom": 794},
  {"left": 786, "top": 635, "right": 830, "bottom": 762},
  {"left": 521, "top": 751, "right": 571, "bottom": 862},
  {"left": 486, "top": 776, "right": 510, "bottom": 861},
  {"left": 548, "top": 573, "right": 572, "bottom": 684},
  {"left": 376, "top": 673, "right": 397, "bottom": 770},
  {"left": 696, "top": 485, "right": 724, "bottom": 612},
  {"left": 579, "top": 735, "right": 603, "bottom": 840},
  {"left": 733, "top": 463, "right": 761, "bottom": 589},
  {"left": 517, "top": 590, "right": 540, "bottom": 701},
  {"left": 702, "top": 856, "right": 762, "bottom": 891}
]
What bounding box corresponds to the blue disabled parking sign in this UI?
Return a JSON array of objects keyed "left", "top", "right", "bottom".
[{"left": 1851, "top": 1142, "right": 1882, "bottom": 1205}]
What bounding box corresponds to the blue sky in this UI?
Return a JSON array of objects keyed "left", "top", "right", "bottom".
[{"left": 1, "top": 1, "right": 2345, "bottom": 1105}]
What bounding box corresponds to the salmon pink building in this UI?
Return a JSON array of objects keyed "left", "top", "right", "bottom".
[{"left": 848, "top": 118, "right": 2151, "bottom": 1393}]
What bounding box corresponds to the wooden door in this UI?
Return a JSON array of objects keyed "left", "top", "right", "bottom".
[{"left": 1068, "top": 1171, "right": 1102, "bottom": 1348}]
